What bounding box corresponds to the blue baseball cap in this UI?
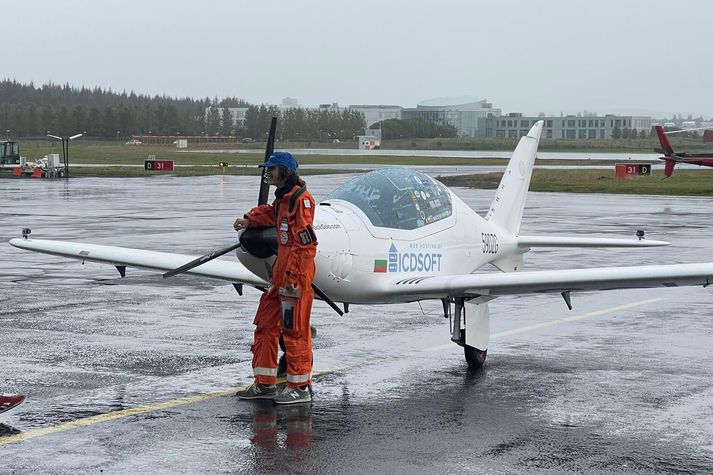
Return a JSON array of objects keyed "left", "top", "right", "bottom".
[{"left": 259, "top": 151, "right": 298, "bottom": 171}]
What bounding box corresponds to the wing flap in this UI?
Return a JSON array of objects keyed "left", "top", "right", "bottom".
[
  {"left": 386, "top": 263, "right": 713, "bottom": 300},
  {"left": 9, "top": 238, "right": 267, "bottom": 286}
]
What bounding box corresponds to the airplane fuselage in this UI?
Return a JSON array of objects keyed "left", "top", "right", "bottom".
[{"left": 236, "top": 189, "right": 516, "bottom": 305}]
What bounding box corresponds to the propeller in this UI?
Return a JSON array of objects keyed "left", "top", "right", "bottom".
[
  {"left": 163, "top": 117, "right": 279, "bottom": 279},
  {"left": 163, "top": 117, "right": 344, "bottom": 316},
  {"left": 162, "top": 242, "right": 242, "bottom": 279}
]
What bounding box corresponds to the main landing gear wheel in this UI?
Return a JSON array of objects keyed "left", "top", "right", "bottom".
[{"left": 464, "top": 346, "right": 487, "bottom": 369}]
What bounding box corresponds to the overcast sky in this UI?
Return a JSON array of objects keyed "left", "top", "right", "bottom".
[{"left": 5, "top": 0, "right": 712, "bottom": 118}]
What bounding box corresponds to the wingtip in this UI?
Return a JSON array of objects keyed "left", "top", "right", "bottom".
[
  {"left": 644, "top": 240, "right": 670, "bottom": 247},
  {"left": 9, "top": 238, "right": 26, "bottom": 248}
]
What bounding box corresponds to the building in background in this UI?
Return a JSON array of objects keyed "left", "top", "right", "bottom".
[
  {"left": 348, "top": 105, "right": 403, "bottom": 128},
  {"left": 401, "top": 96, "right": 501, "bottom": 137},
  {"left": 486, "top": 113, "right": 652, "bottom": 139},
  {"left": 205, "top": 97, "right": 655, "bottom": 141}
]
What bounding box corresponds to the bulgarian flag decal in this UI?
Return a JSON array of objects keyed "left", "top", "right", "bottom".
[{"left": 373, "top": 259, "right": 388, "bottom": 273}]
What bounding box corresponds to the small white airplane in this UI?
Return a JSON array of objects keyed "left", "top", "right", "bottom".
[{"left": 10, "top": 121, "right": 713, "bottom": 369}]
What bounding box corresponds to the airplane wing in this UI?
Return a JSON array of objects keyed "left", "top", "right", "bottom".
[
  {"left": 517, "top": 236, "right": 669, "bottom": 248},
  {"left": 9, "top": 238, "right": 268, "bottom": 287},
  {"left": 385, "top": 263, "right": 713, "bottom": 301}
]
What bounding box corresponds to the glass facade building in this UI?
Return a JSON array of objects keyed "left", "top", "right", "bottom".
[{"left": 401, "top": 97, "right": 501, "bottom": 137}]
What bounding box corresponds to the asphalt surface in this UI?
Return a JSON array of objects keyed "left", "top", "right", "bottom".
[{"left": 2, "top": 172, "right": 713, "bottom": 474}]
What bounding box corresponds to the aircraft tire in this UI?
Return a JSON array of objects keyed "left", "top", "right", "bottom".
[{"left": 464, "top": 346, "right": 487, "bottom": 369}]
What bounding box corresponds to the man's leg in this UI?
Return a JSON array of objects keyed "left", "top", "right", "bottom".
[
  {"left": 238, "top": 289, "right": 281, "bottom": 400},
  {"left": 274, "top": 288, "right": 314, "bottom": 405}
]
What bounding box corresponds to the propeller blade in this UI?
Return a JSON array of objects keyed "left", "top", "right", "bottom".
[
  {"left": 258, "top": 117, "right": 278, "bottom": 206},
  {"left": 311, "top": 283, "right": 344, "bottom": 316},
  {"left": 163, "top": 242, "right": 242, "bottom": 278}
]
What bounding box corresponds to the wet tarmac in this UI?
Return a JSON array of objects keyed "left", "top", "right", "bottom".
[{"left": 2, "top": 173, "right": 713, "bottom": 473}]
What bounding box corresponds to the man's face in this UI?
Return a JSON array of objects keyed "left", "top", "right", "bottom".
[{"left": 265, "top": 166, "right": 283, "bottom": 186}]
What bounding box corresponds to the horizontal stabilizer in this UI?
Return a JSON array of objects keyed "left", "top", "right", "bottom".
[{"left": 517, "top": 236, "right": 669, "bottom": 248}]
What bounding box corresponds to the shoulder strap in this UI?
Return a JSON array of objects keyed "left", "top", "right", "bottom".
[{"left": 288, "top": 185, "right": 307, "bottom": 213}]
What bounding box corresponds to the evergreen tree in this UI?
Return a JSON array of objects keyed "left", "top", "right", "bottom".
[
  {"left": 221, "top": 107, "right": 234, "bottom": 135},
  {"left": 206, "top": 106, "right": 221, "bottom": 135}
]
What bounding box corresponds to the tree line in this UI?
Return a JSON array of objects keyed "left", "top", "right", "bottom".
[
  {"left": 0, "top": 79, "right": 365, "bottom": 141},
  {"left": 204, "top": 104, "right": 367, "bottom": 141}
]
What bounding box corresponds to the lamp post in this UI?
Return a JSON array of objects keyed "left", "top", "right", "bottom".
[{"left": 47, "top": 132, "right": 83, "bottom": 178}]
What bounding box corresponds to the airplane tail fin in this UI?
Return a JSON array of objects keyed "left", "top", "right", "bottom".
[
  {"left": 485, "top": 120, "right": 543, "bottom": 235},
  {"left": 655, "top": 125, "right": 674, "bottom": 156}
]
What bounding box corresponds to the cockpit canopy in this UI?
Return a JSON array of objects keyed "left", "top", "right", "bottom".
[{"left": 324, "top": 168, "right": 452, "bottom": 230}]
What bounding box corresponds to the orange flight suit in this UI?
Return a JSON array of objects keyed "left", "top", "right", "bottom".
[{"left": 244, "top": 179, "right": 317, "bottom": 388}]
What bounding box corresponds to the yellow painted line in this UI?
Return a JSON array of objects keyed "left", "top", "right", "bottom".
[
  {"left": 423, "top": 297, "right": 663, "bottom": 352},
  {"left": 491, "top": 297, "right": 663, "bottom": 339},
  {"left": 0, "top": 375, "right": 282, "bottom": 447},
  {"left": 1, "top": 297, "right": 663, "bottom": 446},
  {"left": 0, "top": 386, "right": 241, "bottom": 446}
]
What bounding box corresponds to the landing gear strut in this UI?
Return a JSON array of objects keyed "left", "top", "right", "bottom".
[{"left": 447, "top": 297, "right": 489, "bottom": 369}]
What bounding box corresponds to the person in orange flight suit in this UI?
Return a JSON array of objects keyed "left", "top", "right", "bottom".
[{"left": 234, "top": 152, "right": 317, "bottom": 405}]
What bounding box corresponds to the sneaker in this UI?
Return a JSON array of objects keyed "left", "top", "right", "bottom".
[
  {"left": 0, "top": 394, "right": 26, "bottom": 414},
  {"left": 274, "top": 386, "right": 312, "bottom": 405},
  {"left": 236, "top": 383, "right": 277, "bottom": 400}
]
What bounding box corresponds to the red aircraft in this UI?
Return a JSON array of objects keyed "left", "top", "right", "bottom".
[{"left": 655, "top": 125, "right": 713, "bottom": 177}]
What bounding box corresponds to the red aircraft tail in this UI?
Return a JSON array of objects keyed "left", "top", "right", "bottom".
[
  {"left": 654, "top": 126, "right": 678, "bottom": 177},
  {"left": 655, "top": 125, "right": 675, "bottom": 156}
]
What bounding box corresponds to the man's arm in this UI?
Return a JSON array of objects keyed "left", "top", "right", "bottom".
[{"left": 241, "top": 204, "right": 276, "bottom": 228}]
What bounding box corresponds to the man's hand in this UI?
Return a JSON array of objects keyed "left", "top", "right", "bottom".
[{"left": 233, "top": 217, "right": 249, "bottom": 231}]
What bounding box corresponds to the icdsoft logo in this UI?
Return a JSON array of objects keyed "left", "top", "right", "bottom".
[{"left": 373, "top": 243, "right": 443, "bottom": 273}]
